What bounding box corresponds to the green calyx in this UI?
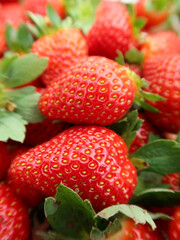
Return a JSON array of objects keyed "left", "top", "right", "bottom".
[
  {"left": 126, "top": 68, "right": 166, "bottom": 113},
  {"left": 0, "top": 53, "right": 48, "bottom": 143},
  {"left": 145, "top": 0, "right": 174, "bottom": 12}
]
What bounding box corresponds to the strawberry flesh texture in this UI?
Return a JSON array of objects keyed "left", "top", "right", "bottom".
[
  {"left": 0, "top": 184, "right": 30, "bottom": 240},
  {"left": 0, "top": 3, "right": 27, "bottom": 28},
  {"left": 169, "top": 205, "right": 180, "bottom": 240},
  {"left": 23, "top": 0, "right": 65, "bottom": 19},
  {"left": 32, "top": 29, "right": 88, "bottom": 86},
  {"left": 118, "top": 218, "right": 163, "bottom": 240},
  {"left": 141, "top": 31, "right": 180, "bottom": 60},
  {"left": 129, "top": 113, "right": 157, "bottom": 154},
  {"left": 87, "top": 0, "right": 135, "bottom": 59},
  {"left": 0, "top": 142, "right": 10, "bottom": 180},
  {"left": 7, "top": 146, "right": 44, "bottom": 207},
  {"left": 9, "top": 125, "right": 137, "bottom": 212},
  {"left": 135, "top": 0, "right": 169, "bottom": 28},
  {"left": 143, "top": 54, "right": 180, "bottom": 133},
  {"left": 39, "top": 56, "right": 137, "bottom": 125}
]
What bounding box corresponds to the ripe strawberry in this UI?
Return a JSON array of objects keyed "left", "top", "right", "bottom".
[
  {"left": 31, "top": 28, "right": 88, "bottom": 86},
  {"left": 135, "top": 0, "right": 170, "bottom": 28},
  {"left": 24, "top": 118, "right": 70, "bottom": 147},
  {"left": 0, "top": 3, "right": 27, "bottom": 28},
  {"left": 0, "top": 183, "right": 30, "bottom": 239},
  {"left": 141, "top": 31, "right": 180, "bottom": 60},
  {"left": 39, "top": 56, "right": 137, "bottom": 125},
  {"left": 0, "top": 0, "right": 18, "bottom": 2},
  {"left": 0, "top": 142, "right": 10, "bottom": 180},
  {"left": 162, "top": 173, "right": 180, "bottom": 191},
  {"left": 86, "top": 0, "right": 135, "bottom": 59},
  {"left": 9, "top": 125, "right": 137, "bottom": 211},
  {"left": 169, "top": 205, "right": 180, "bottom": 240},
  {"left": 143, "top": 54, "right": 180, "bottom": 133},
  {"left": 125, "top": 63, "right": 141, "bottom": 77},
  {"left": 129, "top": 113, "right": 157, "bottom": 154},
  {"left": 111, "top": 218, "right": 162, "bottom": 240},
  {"left": 7, "top": 146, "right": 44, "bottom": 207},
  {"left": 23, "top": 0, "right": 65, "bottom": 19}
]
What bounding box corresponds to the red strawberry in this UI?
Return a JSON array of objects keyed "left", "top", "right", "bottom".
[
  {"left": 143, "top": 54, "right": 180, "bottom": 133},
  {"left": 0, "top": 3, "right": 27, "bottom": 28},
  {"left": 162, "top": 173, "right": 180, "bottom": 191},
  {"left": 39, "top": 56, "right": 137, "bottom": 125},
  {"left": 169, "top": 205, "right": 180, "bottom": 240},
  {"left": 23, "top": 0, "right": 65, "bottom": 19},
  {"left": 7, "top": 146, "right": 44, "bottom": 207},
  {"left": 125, "top": 63, "right": 141, "bottom": 77},
  {"left": 24, "top": 118, "right": 70, "bottom": 147},
  {"left": 129, "top": 113, "right": 157, "bottom": 154},
  {"left": 86, "top": 0, "right": 136, "bottom": 59},
  {"left": 135, "top": 0, "right": 170, "bottom": 28},
  {"left": 111, "top": 218, "right": 162, "bottom": 240},
  {"left": 0, "top": 142, "right": 10, "bottom": 180},
  {"left": 0, "top": 183, "right": 30, "bottom": 240},
  {"left": 9, "top": 125, "right": 137, "bottom": 212},
  {"left": 141, "top": 32, "right": 180, "bottom": 60},
  {"left": 32, "top": 28, "right": 88, "bottom": 86}
]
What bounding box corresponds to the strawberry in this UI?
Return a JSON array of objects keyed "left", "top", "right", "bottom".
[
  {"left": 111, "top": 218, "right": 162, "bottom": 240},
  {"left": 8, "top": 125, "right": 137, "bottom": 211},
  {"left": 23, "top": 0, "right": 65, "bottom": 19},
  {"left": 162, "top": 173, "right": 180, "bottom": 191},
  {"left": 129, "top": 113, "right": 157, "bottom": 154},
  {"left": 31, "top": 28, "right": 88, "bottom": 86},
  {"left": 0, "top": 0, "right": 18, "bottom": 3},
  {"left": 0, "top": 24, "right": 6, "bottom": 56},
  {"left": 0, "top": 142, "right": 10, "bottom": 180},
  {"left": 169, "top": 205, "right": 180, "bottom": 240},
  {"left": 24, "top": 118, "right": 70, "bottom": 147},
  {"left": 39, "top": 56, "right": 137, "bottom": 125},
  {"left": 7, "top": 146, "right": 44, "bottom": 207},
  {"left": 125, "top": 63, "right": 141, "bottom": 77},
  {"left": 0, "top": 3, "right": 27, "bottom": 28},
  {"left": 86, "top": 0, "right": 136, "bottom": 59},
  {"left": 0, "top": 183, "right": 30, "bottom": 240},
  {"left": 135, "top": 0, "right": 170, "bottom": 28},
  {"left": 143, "top": 54, "right": 180, "bottom": 133},
  {"left": 141, "top": 31, "right": 180, "bottom": 60}
]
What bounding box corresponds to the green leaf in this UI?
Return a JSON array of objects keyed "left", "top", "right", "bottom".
[
  {"left": 0, "top": 110, "right": 27, "bottom": 142},
  {"left": 148, "top": 212, "right": 172, "bottom": 221},
  {"left": 137, "top": 100, "right": 160, "bottom": 113},
  {"left": 104, "top": 218, "right": 122, "bottom": 238},
  {"left": 17, "top": 24, "right": 33, "bottom": 52},
  {"left": 47, "top": 4, "right": 62, "bottom": 29},
  {"left": 129, "top": 139, "right": 180, "bottom": 175},
  {"left": 5, "top": 24, "right": 18, "bottom": 52},
  {"left": 109, "top": 110, "right": 143, "bottom": 148},
  {"left": 27, "top": 12, "right": 48, "bottom": 37},
  {"left": 90, "top": 227, "right": 105, "bottom": 240},
  {"left": 176, "top": 132, "right": 180, "bottom": 144},
  {"left": 0, "top": 55, "right": 18, "bottom": 74},
  {"left": 125, "top": 48, "right": 144, "bottom": 66},
  {"left": 148, "top": 133, "right": 161, "bottom": 143},
  {"left": 130, "top": 188, "right": 180, "bottom": 207},
  {"left": 4, "top": 53, "right": 48, "bottom": 88},
  {"left": 115, "top": 51, "right": 125, "bottom": 66},
  {"left": 45, "top": 184, "right": 95, "bottom": 240},
  {"left": 134, "top": 18, "right": 147, "bottom": 30},
  {"left": 13, "top": 92, "right": 45, "bottom": 123},
  {"left": 96, "top": 204, "right": 156, "bottom": 230},
  {"left": 141, "top": 91, "right": 166, "bottom": 101}
]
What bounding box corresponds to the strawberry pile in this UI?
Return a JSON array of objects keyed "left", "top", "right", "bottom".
[{"left": 0, "top": 0, "right": 180, "bottom": 239}]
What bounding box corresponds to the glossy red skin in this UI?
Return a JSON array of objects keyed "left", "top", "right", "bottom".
[
  {"left": 141, "top": 32, "right": 180, "bottom": 60},
  {"left": 87, "top": 0, "right": 135, "bottom": 59},
  {"left": 129, "top": 113, "right": 157, "bottom": 154},
  {"left": 162, "top": 173, "right": 180, "bottom": 191},
  {"left": 0, "top": 184, "right": 30, "bottom": 240},
  {"left": 39, "top": 56, "right": 137, "bottom": 125},
  {"left": 169, "top": 205, "right": 180, "bottom": 240},
  {"left": 23, "top": 0, "right": 65, "bottom": 19},
  {"left": 0, "top": 142, "right": 10, "bottom": 180},
  {"left": 143, "top": 54, "right": 180, "bottom": 133},
  {"left": 9, "top": 125, "right": 137, "bottom": 212},
  {"left": 24, "top": 118, "right": 70, "bottom": 147},
  {"left": 7, "top": 146, "right": 43, "bottom": 207},
  {"left": 119, "top": 218, "right": 162, "bottom": 240},
  {"left": 0, "top": 3, "right": 27, "bottom": 28},
  {"left": 135, "top": 0, "right": 169, "bottom": 27},
  {"left": 32, "top": 28, "right": 88, "bottom": 86}
]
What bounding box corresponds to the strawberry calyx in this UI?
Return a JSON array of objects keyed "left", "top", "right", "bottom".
[{"left": 145, "top": 0, "right": 174, "bottom": 12}]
